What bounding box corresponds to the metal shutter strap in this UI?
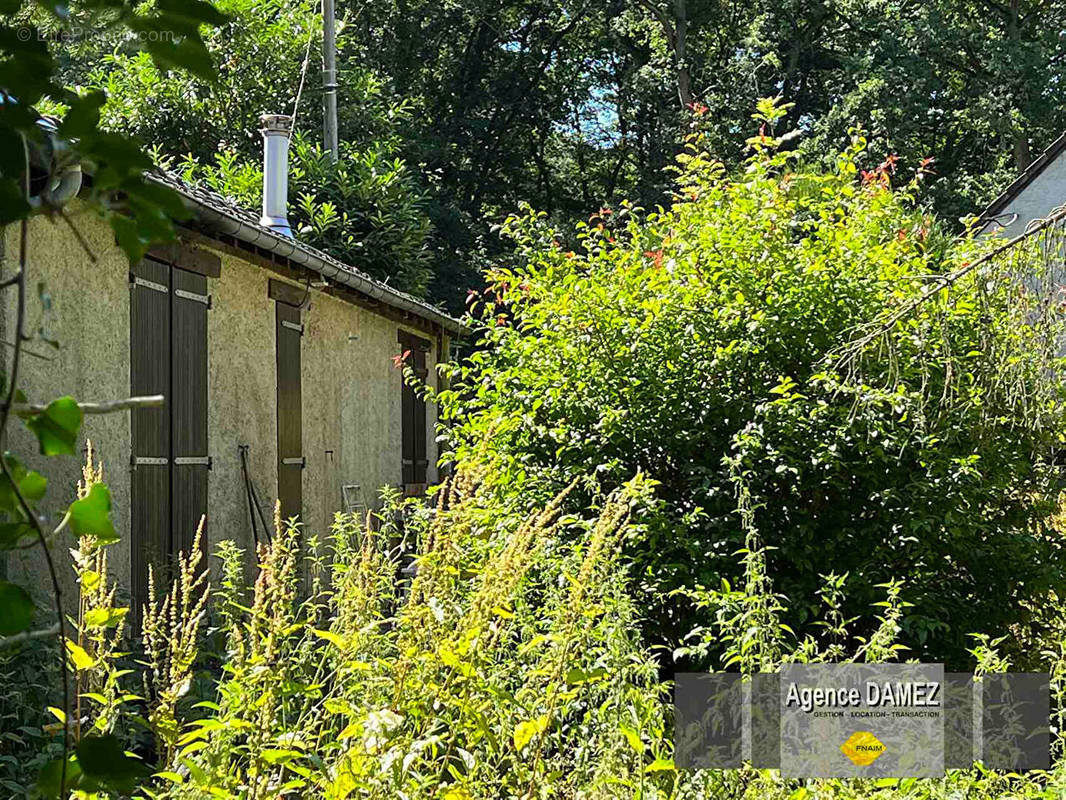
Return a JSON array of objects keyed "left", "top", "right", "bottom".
[
  {"left": 174, "top": 288, "right": 211, "bottom": 306},
  {"left": 130, "top": 276, "right": 168, "bottom": 294}
]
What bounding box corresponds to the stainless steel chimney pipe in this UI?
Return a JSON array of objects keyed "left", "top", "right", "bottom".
[{"left": 259, "top": 114, "right": 293, "bottom": 238}]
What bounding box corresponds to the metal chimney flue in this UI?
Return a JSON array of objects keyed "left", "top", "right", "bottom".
[{"left": 260, "top": 113, "right": 293, "bottom": 238}]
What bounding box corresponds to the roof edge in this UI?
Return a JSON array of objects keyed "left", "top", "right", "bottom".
[
  {"left": 978, "top": 131, "right": 1066, "bottom": 227},
  {"left": 147, "top": 172, "right": 467, "bottom": 336}
]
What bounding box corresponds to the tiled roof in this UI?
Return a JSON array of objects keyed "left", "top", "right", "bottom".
[{"left": 147, "top": 169, "right": 464, "bottom": 333}]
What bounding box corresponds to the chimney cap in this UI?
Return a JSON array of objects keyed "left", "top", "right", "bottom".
[{"left": 260, "top": 113, "right": 292, "bottom": 134}]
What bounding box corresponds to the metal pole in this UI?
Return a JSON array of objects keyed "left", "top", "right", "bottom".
[{"left": 322, "top": 0, "right": 339, "bottom": 162}]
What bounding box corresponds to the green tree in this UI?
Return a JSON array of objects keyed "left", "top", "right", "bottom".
[
  {"left": 439, "top": 104, "right": 1066, "bottom": 668},
  {"left": 69, "top": 0, "right": 434, "bottom": 294}
]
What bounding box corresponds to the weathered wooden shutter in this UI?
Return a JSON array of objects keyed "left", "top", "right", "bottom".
[
  {"left": 411, "top": 347, "right": 427, "bottom": 484},
  {"left": 130, "top": 258, "right": 171, "bottom": 616},
  {"left": 130, "top": 257, "right": 212, "bottom": 617},
  {"left": 275, "top": 300, "right": 303, "bottom": 522},
  {"left": 170, "top": 268, "right": 209, "bottom": 555},
  {"left": 398, "top": 331, "right": 430, "bottom": 485}
]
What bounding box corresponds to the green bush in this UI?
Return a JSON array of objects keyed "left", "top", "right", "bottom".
[
  {"left": 174, "top": 134, "right": 432, "bottom": 294},
  {"left": 437, "top": 100, "right": 1066, "bottom": 667}
]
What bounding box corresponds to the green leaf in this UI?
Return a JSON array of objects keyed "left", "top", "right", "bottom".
[
  {"left": 76, "top": 734, "right": 150, "bottom": 794},
  {"left": 22, "top": 396, "right": 82, "bottom": 456},
  {"left": 620, "top": 725, "right": 644, "bottom": 754},
  {"left": 58, "top": 91, "right": 105, "bottom": 139},
  {"left": 66, "top": 640, "right": 94, "bottom": 670},
  {"left": 156, "top": 0, "right": 230, "bottom": 28},
  {"left": 83, "top": 607, "right": 127, "bottom": 629},
  {"left": 0, "top": 521, "right": 34, "bottom": 549},
  {"left": 513, "top": 715, "right": 548, "bottom": 752},
  {"left": 36, "top": 757, "right": 82, "bottom": 798},
  {"left": 644, "top": 758, "right": 675, "bottom": 773},
  {"left": 0, "top": 177, "right": 31, "bottom": 226},
  {"left": 565, "top": 666, "right": 607, "bottom": 685},
  {"left": 67, "top": 483, "right": 117, "bottom": 544},
  {"left": 311, "top": 628, "right": 346, "bottom": 649},
  {"left": 19, "top": 470, "right": 47, "bottom": 502},
  {"left": 0, "top": 580, "right": 33, "bottom": 634}
]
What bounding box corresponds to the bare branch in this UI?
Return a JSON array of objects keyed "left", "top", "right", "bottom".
[
  {"left": 839, "top": 204, "right": 1066, "bottom": 365},
  {"left": 0, "top": 623, "right": 61, "bottom": 650},
  {"left": 12, "top": 394, "right": 164, "bottom": 415}
]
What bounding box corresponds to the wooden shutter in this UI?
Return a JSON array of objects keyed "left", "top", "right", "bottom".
[
  {"left": 130, "top": 260, "right": 210, "bottom": 618},
  {"left": 398, "top": 331, "right": 430, "bottom": 485},
  {"left": 170, "top": 268, "right": 209, "bottom": 555},
  {"left": 411, "top": 348, "right": 427, "bottom": 484},
  {"left": 275, "top": 302, "right": 303, "bottom": 523},
  {"left": 130, "top": 258, "right": 171, "bottom": 617}
]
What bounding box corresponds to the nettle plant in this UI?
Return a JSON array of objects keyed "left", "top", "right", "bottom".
[
  {"left": 438, "top": 97, "right": 1066, "bottom": 668},
  {"left": 0, "top": 0, "right": 225, "bottom": 795}
]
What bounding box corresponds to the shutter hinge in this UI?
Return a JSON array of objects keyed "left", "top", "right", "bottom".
[
  {"left": 281, "top": 320, "right": 304, "bottom": 335},
  {"left": 282, "top": 456, "right": 306, "bottom": 469},
  {"left": 131, "top": 456, "right": 168, "bottom": 467},
  {"left": 129, "top": 275, "right": 168, "bottom": 294},
  {"left": 174, "top": 456, "right": 212, "bottom": 469},
  {"left": 175, "top": 288, "right": 211, "bottom": 308}
]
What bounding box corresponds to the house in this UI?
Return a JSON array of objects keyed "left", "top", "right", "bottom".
[
  {"left": 979, "top": 132, "right": 1066, "bottom": 237},
  {"left": 3, "top": 114, "right": 463, "bottom": 610}
]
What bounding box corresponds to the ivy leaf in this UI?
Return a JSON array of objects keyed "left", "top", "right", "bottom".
[
  {"left": 67, "top": 483, "right": 117, "bottom": 544},
  {"left": 0, "top": 580, "right": 33, "bottom": 634},
  {"left": 76, "top": 734, "right": 149, "bottom": 794},
  {"left": 19, "top": 469, "right": 47, "bottom": 502},
  {"left": 22, "top": 396, "right": 82, "bottom": 456}
]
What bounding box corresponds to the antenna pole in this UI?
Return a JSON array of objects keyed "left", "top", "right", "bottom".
[{"left": 322, "top": 0, "right": 339, "bottom": 162}]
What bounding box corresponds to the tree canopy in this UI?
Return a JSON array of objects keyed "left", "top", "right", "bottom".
[{"left": 33, "top": 0, "right": 1066, "bottom": 310}]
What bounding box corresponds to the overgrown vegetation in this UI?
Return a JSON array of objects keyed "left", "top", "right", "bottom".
[
  {"left": 4, "top": 0, "right": 1066, "bottom": 791},
  {"left": 438, "top": 100, "right": 1066, "bottom": 668},
  {"left": 7, "top": 443, "right": 1066, "bottom": 798}
]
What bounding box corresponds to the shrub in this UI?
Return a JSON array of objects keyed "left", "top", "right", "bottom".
[{"left": 437, "top": 99, "right": 1066, "bottom": 667}]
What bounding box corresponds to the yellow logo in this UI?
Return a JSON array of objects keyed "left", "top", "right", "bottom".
[{"left": 840, "top": 731, "right": 886, "bottom": 766}]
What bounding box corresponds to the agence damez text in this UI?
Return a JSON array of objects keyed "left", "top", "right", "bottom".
[{"left": 785, "top": 682, "right": 941, "bottom": 714}]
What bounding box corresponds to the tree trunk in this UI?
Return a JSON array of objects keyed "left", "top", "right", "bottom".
[
  {"left": 634, "top": 0, "right": 693, "bottom": 109},
  {"left": 1014, "top": 130, "right": 1033, "bottom": 172},
  {"left": 1007, "top": 0, "right": 1032, "bottom": 172},
  {"left": 674, "top": 0, "right": 692, "bottom": 108}
]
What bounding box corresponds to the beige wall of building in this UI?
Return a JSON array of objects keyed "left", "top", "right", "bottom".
[
  {"left": 2, "top": 204, "right": 447, "bottom": 607},
  {"left": 2, "top": 205, "right": 135, "bottom": 601}
]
